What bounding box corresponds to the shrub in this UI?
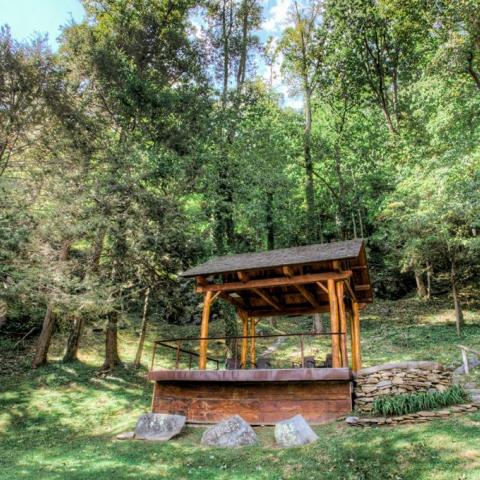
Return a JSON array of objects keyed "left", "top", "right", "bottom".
[{"left": 372, "top": 386, "right": 469, "bottom": 417}]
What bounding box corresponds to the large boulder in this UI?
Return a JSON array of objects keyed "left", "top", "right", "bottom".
[
  {"left": 274, "top": 415, "right": 319, "bottom": 447},
  {"left": 201, "top": 415, "right": 257, "bottom": 447},
  {"left": 134, "top": 413, "right": 186, "bottom": 441}
]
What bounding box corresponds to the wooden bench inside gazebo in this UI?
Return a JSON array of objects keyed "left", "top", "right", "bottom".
[{"left": 148, "top": 239, "right": 372, "bottom": 424}]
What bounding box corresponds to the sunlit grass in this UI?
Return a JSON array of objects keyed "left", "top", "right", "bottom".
[{"left": 1, "top": 296, "right": 480, "bottom": 479}]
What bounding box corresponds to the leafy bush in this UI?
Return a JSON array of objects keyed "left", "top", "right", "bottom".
[{"left": 372, "top": 386, "right": 469, "bottom": 417}]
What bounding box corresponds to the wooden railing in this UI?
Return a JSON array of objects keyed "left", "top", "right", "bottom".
[{"left": 150, "top": 331, "right": 347, "bottom": 371}]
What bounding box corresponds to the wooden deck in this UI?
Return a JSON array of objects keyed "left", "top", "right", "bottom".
[{"left": 148, "top": 368, "right": 353, "bottom": 425}]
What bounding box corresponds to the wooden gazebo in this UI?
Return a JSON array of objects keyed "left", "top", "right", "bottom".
[{"left": 148, "top": 239, "right": 372, "bottom": 424}]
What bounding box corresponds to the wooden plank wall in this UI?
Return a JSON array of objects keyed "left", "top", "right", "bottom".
[{"left": 152, "top": 380, "right": 353, "bottom": 425}]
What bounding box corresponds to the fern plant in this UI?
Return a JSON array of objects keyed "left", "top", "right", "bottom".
[{"left": 372, "top": 386, "right": 469, "bottom": 417}]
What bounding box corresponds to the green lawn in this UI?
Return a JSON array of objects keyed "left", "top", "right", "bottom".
[{"left": 2, "top": 296, "right": 480, "bottom": 479}]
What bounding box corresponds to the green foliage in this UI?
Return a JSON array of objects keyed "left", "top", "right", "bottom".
[
  {"left": 372, "top": 386, "right": 470, "bottom": 417},
  {"left": 1, "top": 0, "right": 480, "bottom": 350}
]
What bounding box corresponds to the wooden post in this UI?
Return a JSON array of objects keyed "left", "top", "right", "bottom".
[
  {"left": 300, "top": 334, "right": 305, "bottom": 367},
  {"left": 336, "top": 281, "right": 348, "bottom": 368},
  {"left": 351, "top": 300, "right": 362, "bottom": 372},
  {"left": 250, "top": 316, "right": 256, "bottom": 367},
  {"left": 348, "top": 306, "right": 356, "bottom": 372},
  {"left": 199, "top": 290, "right": 213, "bottom": 369},
  {"left": 327, "top": 279, "right": 341, "bottom": 368},
  {"left": 239, "top": 310, "right": 249, "bottom": 368}
]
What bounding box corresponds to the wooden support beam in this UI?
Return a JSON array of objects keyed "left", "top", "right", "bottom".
[
  {"left": 220, "top": 292, "right": 249, "bottom": 311},
  {"left": 252, "top": 287, "right": 282, "bottom": 311},
  {"left": 250, "top": 317, "right": 256, "bottom": 366},
  {"left": 238, "top": 309, "right": 249, "bottom": 368},
  {"left": 196, "top": 271, "right": 352, "bottom": 293},
  {"left": 354, "top": 284, "right": 370, "bottom": 291},
  {"left": 199, "top": 290, "right": 213, "bottom": 370},
  {"left": 283, "top": 266, "right": 322, "bottom": 309},
  {"left": 351, "top": 301, "right": 362, "bottom": 372},
  {"left": 336, "top": 281, "right": 348, "bottom": 368},
  {"left": 247, "top": 304, "right": 330, "bottom": 318},
  {"left": 237, "top": 271, "right": 249, "bottom": 282},
  {"left": 316, "top": 281, "right": 328, "bottom": 294},
  {"left": 332, "top": 260, "right": 342, "bottom": 271},
  {"left": 327, "top": 279, "right": 341, "bottom": 368},
  {"left": 348, "top": 306, "right": 356, "bottom": 372},
  {"left": 344, "top": 280, "right": 357, "bottom": 302},
  {"left": 238, "top": 271, "right": 281, "bottom": 311}
]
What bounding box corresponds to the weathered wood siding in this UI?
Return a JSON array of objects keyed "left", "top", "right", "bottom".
[{"left": 151, "top": 379, "right": 352, "bottom": 425}]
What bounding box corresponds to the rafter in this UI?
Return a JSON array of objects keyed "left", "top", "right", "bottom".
[
  {"left": 316, "top": 281, "right": 328, "bottom": 294},
  {"left": 251, "top": 287, "right": 282, "bottom": 311},
  {"left": 283, "top": 266, "right": 322, "bottom": 309},
  {"left": 220, "top": 292, "right": 249, "bottom": 311},
  {"left": 343, "top": 280, "right": 357, "bottom": 302},
  {"left": 238, "top": 271, "right": 281, "bottom": 311},
  {"left": 248, "top": 304, "right": 331, "bottom": 317}
]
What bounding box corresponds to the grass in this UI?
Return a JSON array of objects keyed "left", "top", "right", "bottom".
[
  {"left": 372, "top": 386, "right": 469, "bottom": 417},
  {"left": 2, "top": 296, "right": 480, "bottom": 479}
]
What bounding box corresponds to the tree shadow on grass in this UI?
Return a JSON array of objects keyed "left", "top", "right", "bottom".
[
  {"left": 2, "top": 358, "right": 480, "bottom": 479},
  {"left": 0, "top": 360, "right": 151, "bottom": 449},
  {"left": 3, "top": 413, "right": 480, "bottom": 479}
]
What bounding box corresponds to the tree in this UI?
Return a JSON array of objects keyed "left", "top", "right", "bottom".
[
  {"left": 280, "top": 0, "right": 326, "bottom": 242},
  {"left": 325, "top": 0, "right": 432, "bottom": 135}
]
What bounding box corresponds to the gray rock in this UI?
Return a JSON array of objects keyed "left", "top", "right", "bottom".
[
  {"left": 201, "top": 415, "right": 257, "bottom": 447},
  {"left": 453, "top": 358, "right": 480, "bottom": 376},
  {"left": 377, "top": 380, "right": 393, "bottom": 389},
  {"left": 116, "top": 431, "right": 135, "bottom": 440},
  {"left": 357, "top": 361, "right": 444, "bottom": 377},
  {"left": 134, "top": 413, "right": 186, "bottom": 441},
  {"left": 345, "top": 416, "right": 359, "bottom": 425},
  {"left": 274, "top": 415, "right": 319, "bottom": 447}
]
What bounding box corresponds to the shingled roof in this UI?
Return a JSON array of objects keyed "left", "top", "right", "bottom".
[{"left": 182, "top": 239, "right": 364, "bottom": 277}]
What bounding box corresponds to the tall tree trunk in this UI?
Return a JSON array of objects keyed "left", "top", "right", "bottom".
[
  {"left": 265, "top": 191, "right": 274, "bottom": 250},
  {"left": 90, "top": 226, "right": 106, "bottom": 274},
  {"left": 0, "top": 300, "right": 7, "bottom": 329},
  {"left": 267, "top": 316, "right": 277, "bottom": 329},
  {"left": 133, "top": 288, "right": 150, "bottom": 368},
  {"left": 358, "top": 210, "right": 364, "bottom": 238},
  {"left": 236, "top": 0, "right": 249, "bottom": 89},
  {"left": 63, "top": 316, "right": 84, "bottom": 362},
  {"left": 450, "top": 258, "right": 464, "bottom": 336},
  {"left": 313, "top": 313, "right": 324, "bottom": 333},
  {"left": 304, "top": 87, "right": 316, "bottom": 243},
  {"left": 221, "top": 0, "right": 231, "bottom": 107},
  {"left": 32, "top": 239, "right": 71, "bottom": 368},
  {"left": 415, "top": 270, "right": 427, "bottom": 299},
  {"left": 352, "top": 212, "right": 357, "bottom": 238},
  {"left": 63, "top": 226, "right": 106, "bottom": 363},
  {"left": 426, "top": 262, "right": 432, "bottom": 300},
  {"left": 32, "top": 304, "right": 55, "bottom": 368},
  {"left": 102, "top": 313, "right": 121, "bottom": 370},
  {"left": 466, "top": 50, "right": 480, "bottom": 90}
]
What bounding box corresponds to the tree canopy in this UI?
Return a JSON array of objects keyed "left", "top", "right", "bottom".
[{"left": 1, "top": 0, "right": 479, "bottom": 367}]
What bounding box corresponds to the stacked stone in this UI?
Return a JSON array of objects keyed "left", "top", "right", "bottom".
[
  {"left": 354, "top": 361, "right": 452, "bottom": 414},
  {"left": 346, "top": 403, "right": 479, "bottom": 427}
]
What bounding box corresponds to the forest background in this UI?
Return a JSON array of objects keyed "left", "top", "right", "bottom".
[{"left": 1, "top": 0, "right": 479, "bottom": 369}]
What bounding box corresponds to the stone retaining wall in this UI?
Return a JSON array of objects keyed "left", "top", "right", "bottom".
[
  {"left": 346, "top": 403, "right": 478, "bottom": 427},
  {"left": 354, "top": 361, "right": 452, "bottom": 414}
]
